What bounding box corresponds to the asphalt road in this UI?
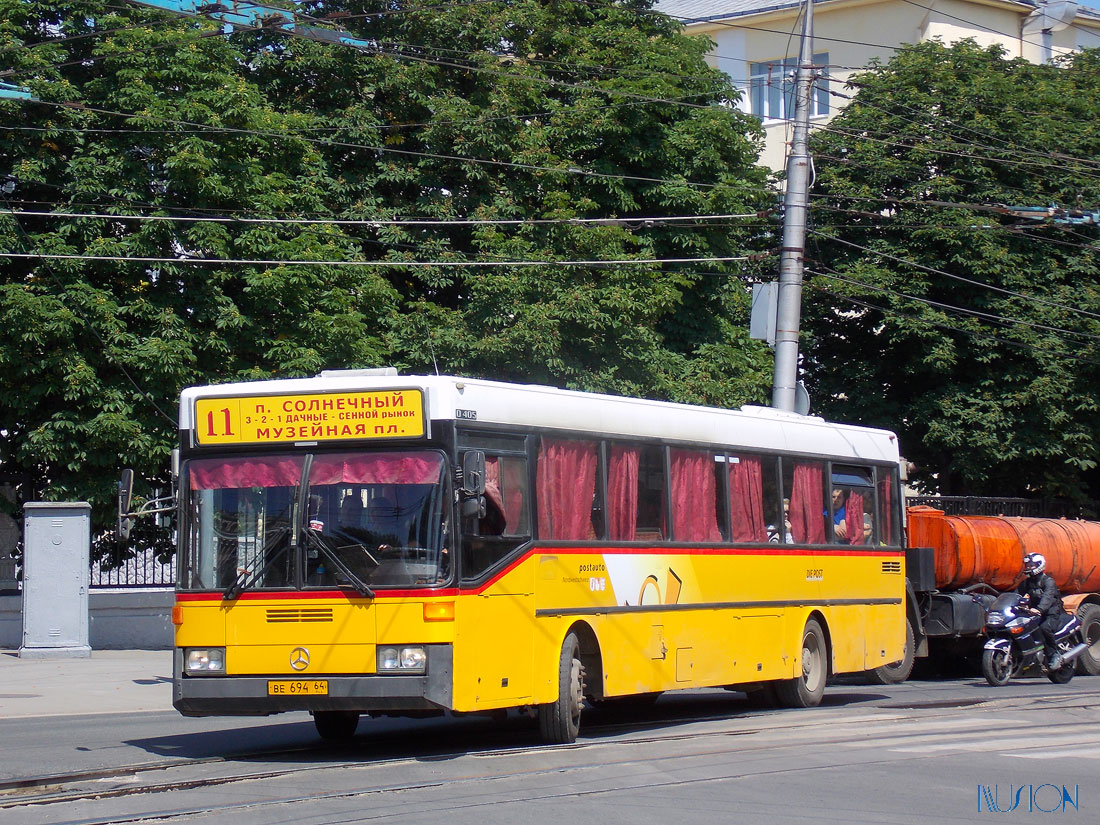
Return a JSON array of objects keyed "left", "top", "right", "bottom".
[{"left": 3, "top": 675, "right": 1098, "bottom": 825}]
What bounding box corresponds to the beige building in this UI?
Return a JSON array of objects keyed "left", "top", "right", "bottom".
[{"left": 656, "top": 0, "right": 1100, "bottom": 169}]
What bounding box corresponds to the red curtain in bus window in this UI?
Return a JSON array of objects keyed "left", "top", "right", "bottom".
[
  {"left": 483, "top": 457, "right": 526, "bottom": 534},
  {"left": 309, "top": 452, "right": 443, "bottom": 485},
  {"left": 500, "top": 458, "right": 527, "bottom": 534},
  {"left": 189, "top": 456, "right": 304, "bottom": 490},
  {"left": 608, "top": 445, "right": 639, "bottom": 541},
  {"left": 670, "top": 449, "right": 721, "bottom": 542},
  {"left": 846, "top": 490, "right": 864, "bottom": 545},
  {"left": 729, "top": 456, "right": 767, "bottom": 542},
  {"left": 484, "top": 457, "right": 506, "bottom": 532},
  {"left": 790, "top": 462, "right": 826, "bottom": 544},
  {"left": 536, "top": 438, "right": 597, "bottom": 540}
]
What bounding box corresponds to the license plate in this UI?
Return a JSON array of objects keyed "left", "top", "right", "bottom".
[{"left": 267, "top": 679, "right": 328, "bottom": 696}]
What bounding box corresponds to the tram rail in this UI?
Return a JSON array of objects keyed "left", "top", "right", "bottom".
[{"left": 5, "top": 689, "right": 1100, "bottom": 819}]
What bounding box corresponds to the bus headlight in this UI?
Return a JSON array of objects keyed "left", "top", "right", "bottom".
[
  {"left": 378, "top": 646, "right": 426, "bottom": 674},
  {"left": 185, "top": 647, "right": 226, "bottom": 674}
]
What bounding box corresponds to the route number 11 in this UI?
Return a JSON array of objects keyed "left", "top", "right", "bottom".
[{"left": 206, "top": 408, "right": 234, "bottom": 438}]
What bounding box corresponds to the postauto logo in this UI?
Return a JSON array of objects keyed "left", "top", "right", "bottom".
[{"left": 978, "top": 784, "right": 1080, "bottom": 813}]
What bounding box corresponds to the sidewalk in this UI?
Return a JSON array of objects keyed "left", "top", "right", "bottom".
[{"left": 0, "top": 649, "right": 173, "bottom": 719}]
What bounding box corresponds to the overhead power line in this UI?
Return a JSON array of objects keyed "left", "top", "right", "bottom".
[
  {"left": 811, "top": 231, "right": 1100, "bottom": 322},
  {"left": 0, "top": 252, "right": 769, "bottom": 267},
  {"left": 0, "top": 199, "right": 178, "bottom": 424},
  {"left": 809, "top": 282, "right": 1100, "bottom": 367},
  {"left": 0, "top": 209, "right": 768, "bottom": 227},
  {"left": 26, "top": 98, "right": 727, "bottom": 192},
  {"left": 808, "top": 266, "right": 1100, "bottom": 343}
]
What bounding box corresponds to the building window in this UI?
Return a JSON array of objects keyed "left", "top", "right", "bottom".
[{"left": 749, "top": 53, "right": 829, "bottom": 121}]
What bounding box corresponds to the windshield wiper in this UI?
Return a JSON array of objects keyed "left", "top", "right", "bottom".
[
  {"left": 223, "top": 530, "right": 290, "bottom": 601},
  {"left": 302, "top": 528, "right": 376, "bottom": 598}
]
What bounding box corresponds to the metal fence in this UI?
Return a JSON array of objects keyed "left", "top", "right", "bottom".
[
  {"left": 90, "top": 548, "right": 176, "bottom": 589},
  {"left": 905, "top": 495, "right": 1100, "bottom": 520}
]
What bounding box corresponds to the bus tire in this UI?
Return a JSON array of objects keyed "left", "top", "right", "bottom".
[
  {"left": 867, "top": 618, "right": 916, "bottom": 684},
  {"left": 538, "top": 632, "right": 585, "bottom": 744},
  {"left": 1074, "top": 604, "right": 1100, "bottom": 675},
  {"left": 313, "top": 710, "right": 360, "bottom": 743},
  {"left": 775, "top": 619, "right": 827, "bottom": 708}
]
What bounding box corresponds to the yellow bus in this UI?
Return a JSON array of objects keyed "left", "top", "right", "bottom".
[{"left": 170, "top": 369, "right": 906, "bottom": 743}]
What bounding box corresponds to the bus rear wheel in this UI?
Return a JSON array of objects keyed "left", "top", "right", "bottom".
[
  {"left": 775, "top": 619, "right": 827, "bottom": 708},
  {"left": 539, "top": 632, "right": 585, "bottom": 744},
  {"left": 313, "top": 710, "right": 360, "bottom": 743}
]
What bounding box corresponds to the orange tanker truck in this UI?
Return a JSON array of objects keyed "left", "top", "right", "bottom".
[{"left": 906, "top": 506, "right": 1100, "bottom": 675}]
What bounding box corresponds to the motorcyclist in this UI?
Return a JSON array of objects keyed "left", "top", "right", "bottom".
[{"left": 1015, "top": 552, "right": 1067, "bottom": 670}]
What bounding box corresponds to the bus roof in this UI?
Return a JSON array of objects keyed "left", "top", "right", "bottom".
[{"left": 180, "top": 371, "right": 899, "bottom": 463}]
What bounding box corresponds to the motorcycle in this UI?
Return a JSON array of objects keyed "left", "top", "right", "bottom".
[{"left": 981, "top": 592, "right": 1089, "bottom": 686}]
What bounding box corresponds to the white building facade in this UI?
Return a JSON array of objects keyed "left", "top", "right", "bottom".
[{"left": 655, "top": 0, "right": 1100, "bottom": 169}]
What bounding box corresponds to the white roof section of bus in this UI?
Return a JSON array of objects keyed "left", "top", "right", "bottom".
[{"left": 180, "top": 373, "right": 899, "bottom": 463}]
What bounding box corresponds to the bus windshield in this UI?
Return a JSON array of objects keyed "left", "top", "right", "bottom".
[{"left": 181, "top": 450, "right": 449, "bottom": 594}]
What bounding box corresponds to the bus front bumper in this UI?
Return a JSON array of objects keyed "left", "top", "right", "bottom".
[{"left": 172, "top": 644, "right": 453, "bottom": 716}]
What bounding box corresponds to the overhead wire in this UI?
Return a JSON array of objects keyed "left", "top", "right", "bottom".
[
  {"left": 0, "top": 251, "right": 766, "bottom": 266},
  {"left": 0, "top": 208, "right": 768, "bottom": 227},
  {"left": 807, "top": 280, "right": 1100, "bottom": 367},
  {"left": 818, "top": 76, "right": 1100, "bottom": 173},
  {"left": 0, "top": 7, "right": 731, "bottom": 111},
  {"left": 806, "top": 264, "right": 1100, "bottom": 343},
  {"left": 20, "top": 98, "right": 729, "bottom": 192},
  {"left": 809, "top": 230, "right": 1100, "bottom": 321},
  {"left": 0, "top": 199, "right": 177, "bottom": 424},
  {"left": 810, "top": 120, "right": 1100, "bottom": 182}
]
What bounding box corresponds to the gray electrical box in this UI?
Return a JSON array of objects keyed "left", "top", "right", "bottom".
[
  {"left": 750, "top": 282, "right": 778, "bottom": 346},
  {"left": 20, "top": 502, "right": 92, "bottom": 659}
]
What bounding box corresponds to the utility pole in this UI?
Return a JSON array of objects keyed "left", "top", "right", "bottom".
[{"left": 771, "top": 0, "right": 815, "bottom": 412}]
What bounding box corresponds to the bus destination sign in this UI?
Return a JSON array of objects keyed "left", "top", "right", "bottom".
[{"left": 194, "top": 389, "right": 426, "bottom": 446}]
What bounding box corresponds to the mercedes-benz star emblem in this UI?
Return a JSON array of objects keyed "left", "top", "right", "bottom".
[{"left": 290, "top": 647, "right": 310, "bottom": 671}]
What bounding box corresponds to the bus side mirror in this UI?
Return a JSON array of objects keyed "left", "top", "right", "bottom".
[
  {"left": 118, "top": 469, "right": 134, "bottom": 543},
  {"left": 460, "top": 451, "right": 486, "bottom": 520},
  {"left": 461, "top": 451, "right": 486, "bottom": 496}
]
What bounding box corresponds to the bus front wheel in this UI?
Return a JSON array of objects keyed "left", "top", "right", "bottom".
[
  {"left": 539, "top": 632, "right": 585, "bottom": 744},
  {"left": 775, "top": 619, "right": 827, "bottom": 708}
]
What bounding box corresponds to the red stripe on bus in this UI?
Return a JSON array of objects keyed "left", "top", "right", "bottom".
[{"left": 175, "top": 545, "right": 901, "bottom": 603}]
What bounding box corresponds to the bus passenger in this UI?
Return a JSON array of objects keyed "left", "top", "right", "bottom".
[
  {"left": 769, "top": 498, "right": 794, "bottom": 543},
  {"left": 831, "top": 488, "right": 849, "bottom": 542}
]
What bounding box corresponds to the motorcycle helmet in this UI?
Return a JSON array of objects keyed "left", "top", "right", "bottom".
[{"left": 1023, "top": 552, "right": 1046, "bottom": 576}]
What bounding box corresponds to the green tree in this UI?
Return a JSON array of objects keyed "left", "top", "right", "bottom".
[
  {"left": 0, "top": 1, "right": 774, "bottom": 533},
  {"left": 805, "top": 41, "right": 1100, "bottom": 499}
]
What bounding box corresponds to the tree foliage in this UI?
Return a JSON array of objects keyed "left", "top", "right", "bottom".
[
  {"left": 0, "top": 0, "right": 774, "bottom": 532},
  {"left": 805, "top": 41, "right": 1100, "bottom": 499}
]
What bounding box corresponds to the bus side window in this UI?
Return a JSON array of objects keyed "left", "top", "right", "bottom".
[
  {"left": 636, "top": 445, "right": 667, "bottom": 541},
  {"left": 462, "top": 453, "right": 531, "bottom": 578},
  {"left": 782, "top": 458, "right": 828, "bottom": 544},
  {"left": 670, "top": 448, "right": 721, "bottom": 542},
  {"left": 829, "top": 465, "right": 875, "bottom": 545},
  {"left": 876, "top": 466, "right": 899, "bottom": 546},
  {"left": 536, "top": 438, "right": 598, "bottom": 540}
]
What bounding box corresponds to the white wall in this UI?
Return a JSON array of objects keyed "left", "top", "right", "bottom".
[{"left": 0, "top": 590, "right": 174, "bottom": 650}]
